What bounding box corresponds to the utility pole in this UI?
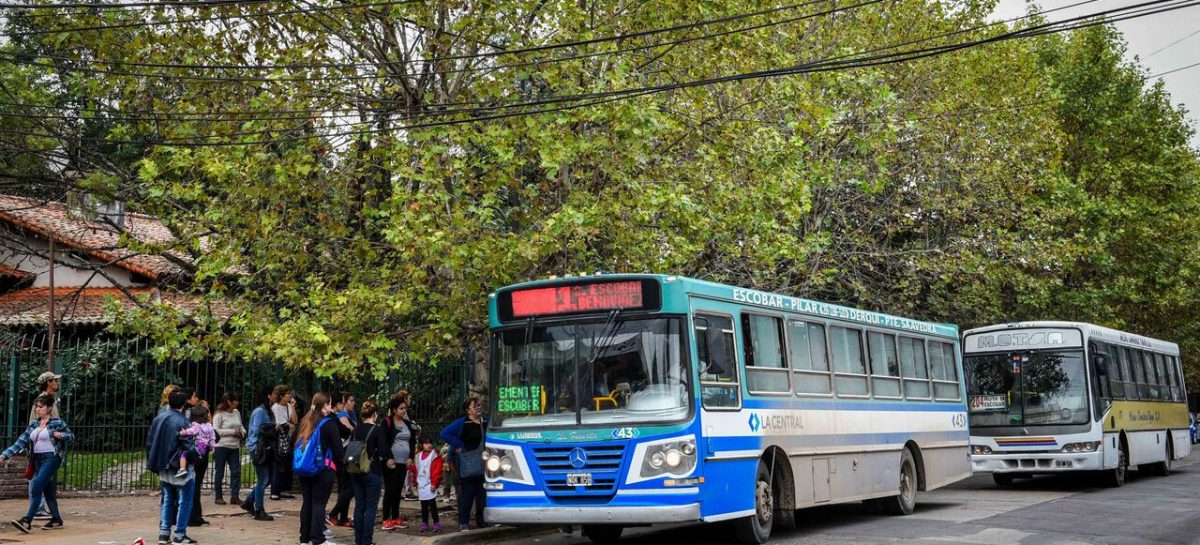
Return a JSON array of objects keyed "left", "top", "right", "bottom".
[{"left": 47, "top": 236, "right": 55, "bottom": 372}]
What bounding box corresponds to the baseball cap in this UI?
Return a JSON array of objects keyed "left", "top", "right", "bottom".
[{"left": 37, "top": 371, "right": 61, "bottom": 385}]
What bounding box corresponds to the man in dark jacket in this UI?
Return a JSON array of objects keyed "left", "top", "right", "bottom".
[{"left": 146, "top": 390, "right": 197, "bottom": 544}]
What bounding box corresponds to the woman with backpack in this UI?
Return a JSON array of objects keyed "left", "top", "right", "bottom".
[
  {"left": 294, "top": 392, "right": 344, "bottom": 545},
  {"left": 241, "top": 385, "right": 277, "bottom": 522},
  {"left": 348, "top": 401, "right": 389, "bottom": 545}
]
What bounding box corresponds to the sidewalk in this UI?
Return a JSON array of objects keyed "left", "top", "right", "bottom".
[{"left": 0, "top": 493, "right": 548, "bottom": 545}]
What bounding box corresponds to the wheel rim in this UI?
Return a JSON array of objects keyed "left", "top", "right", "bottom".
[
  {"left": 756, "top": 476, "right": 773, "bottom": 525},
  {"left": 900, "top": 460, "right": 915, "bottom": 505}
]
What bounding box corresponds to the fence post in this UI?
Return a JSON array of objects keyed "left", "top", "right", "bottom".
[{"left": 6, "top": 354, "right": 16, "bottom": 438}]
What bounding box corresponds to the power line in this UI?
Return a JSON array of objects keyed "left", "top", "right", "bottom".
[
  {"left": 0, "top": 0, "right": 879, "bottom": 82},
  {"left": 1147, "top": 59, "right": 1200, "bottom": 78},
  {"left": 1145, "top": 27, "right": 1200, "bottom": 58},
  {"left": 1, "top": 0, "right": 1195, "bottom": 147},
  {"left": 0, "top": 0, "right": 286, "bottom": 11}
]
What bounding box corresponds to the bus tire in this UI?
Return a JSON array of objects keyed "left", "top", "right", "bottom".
[
  {"left": 734, "top": 462, "right": 774, "bottom": 544},
  {"left": 582, "top": 525, "right": 623, "bottom": 544},
  {"left": 1103, "top": 439, "right": 1127, "bottom": 487},
  {"left": 992, "top": 473, "right": 1014, "bottom": 486},
  {"left": 875, "top": 448, "right": 918, "bottom": 516},
  {"left": 1149, "top": 436, "right": 1172, "bottom": 477}
]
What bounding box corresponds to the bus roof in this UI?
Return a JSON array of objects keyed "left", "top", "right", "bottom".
[
  {"left": 489, "top": 273, "right": 959, "bottom": 338},
  {"left": 963, "top": 321, "right": 1179, "bottom": 354}
]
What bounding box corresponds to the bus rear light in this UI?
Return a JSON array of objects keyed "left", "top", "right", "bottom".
[{"left": 971, "top": 445, "right": 993, "bottom": 455}]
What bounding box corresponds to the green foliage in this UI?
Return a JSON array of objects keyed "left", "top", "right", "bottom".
[{"left": 1, "top": 2, "right": 1197, "bottom": 387}]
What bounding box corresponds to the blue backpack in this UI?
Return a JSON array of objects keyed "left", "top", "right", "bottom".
[{"left": 293, "top": 417, "right": 332, "bottom": 477}]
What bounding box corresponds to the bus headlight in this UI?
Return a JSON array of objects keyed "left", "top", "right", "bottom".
[
  {"left": 638, "top": 437, "right": 697, "bottom": 479},
  {"left": 1061, "top": 441, "right": 1100, "bottom": 453},
  {"left": 484, "top": 447, "right": 526, "bottom": 482},
  {"left": 971, "top": 445, "right": 993, "bottom": 455}
]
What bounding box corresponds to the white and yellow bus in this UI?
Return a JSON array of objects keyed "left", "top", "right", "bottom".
[{"left": 963, "top": 322, "right": 1190, "bottom": 487}]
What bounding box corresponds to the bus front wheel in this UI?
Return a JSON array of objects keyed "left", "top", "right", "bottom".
[
  {"left": 734, "top": 462, "right": 774, "bottom": 544},
  {"left": 1103, "top": 441, "right": 1127, "bottom": 487},
  {"left": 582, "top": 525, "right": 623, "bottom": 544}
]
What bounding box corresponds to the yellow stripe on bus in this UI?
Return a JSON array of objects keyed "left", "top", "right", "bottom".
[{"left": 1103, "top": 400, "right": 1189, "bottom": 431}]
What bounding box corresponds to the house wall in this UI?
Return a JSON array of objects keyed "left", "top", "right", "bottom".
[{"left": 0, "top": 235, "right": 138, "bottom": 288}]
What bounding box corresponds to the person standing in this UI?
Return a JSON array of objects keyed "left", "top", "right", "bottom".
[
  {"left": 241, "top": 385, "right": 276, "bottom": 522},
  {"left": 270, "top": 385, "right": 298, "bottom": 500},
  {"left": 146, "top": 389, "right": 198, "bottom": 545},
  {"left": 412, "top": 435, "right": 443, "bottom": 533},
  {"left": 1, "top": 394, "right": 73, "bottom": 532},
  {"left": 381, "top": 392, "right": 415, "bottom": 530},
  {"left": 295, "top": 392, "right": 343, "bottom": 545},
  {"left": 350, "top": 401, "right": 388, "bottom": 545},
  {"left": 159, "top": 384, "right": 179, "bottom": 415},
  {"left": 27, "top": 372, "right": 61, "bottom": 521},
  {"left": 327, "top": 391, "right": 356, "bottom": 528},
  {"left": 183, "top": 406, "right": 216, "bottom": 528},
  {"left": 211, "top": 392, "right": 245, "bottom": 506},
  {"left": 439, "top": 397, "right": 487, "bottom": 532}
]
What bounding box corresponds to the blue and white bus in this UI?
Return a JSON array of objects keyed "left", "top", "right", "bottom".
[{"left": 482, "top": 274, "right": 970, "bottom": 543}]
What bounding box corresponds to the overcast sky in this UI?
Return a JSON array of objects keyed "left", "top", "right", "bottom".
[{"left": 992, "top": 0, "right": 1200, "bottom": 147}]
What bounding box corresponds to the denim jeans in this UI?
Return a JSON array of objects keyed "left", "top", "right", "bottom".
[
  {"left": 457, "top": 476, "right": 486, "bottom": 527},
  {"left": 24, "top": 453, "right": 61, "bottom": 521},
  {"left": 252, "top": 461, "right": 273, "bottom": 511},
  {"left": 159, "top": 477, "right": 194, "bottom": 537},
  {"left": 212, "top": 446, "right": 241, "bottom": 499},
  {"left": 351, "top": 471, "right": 383, "bottom": 545}
]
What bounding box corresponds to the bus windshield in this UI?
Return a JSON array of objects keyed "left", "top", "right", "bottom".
[
  {"left": 491, "top": 317, "right": 691, "bottom": 429},
  {"left": 965, "top": 351, "right": 1089, "bottom": 427}
]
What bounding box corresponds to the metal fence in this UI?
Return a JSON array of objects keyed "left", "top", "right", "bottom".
[{"left": 0, "top": 330, "right": 469, "bottom": 495}]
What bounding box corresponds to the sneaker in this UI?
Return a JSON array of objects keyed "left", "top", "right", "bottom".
[
  {"left": 11, "top": 518, "right": 32, "bottom": 534},
  {"left": 432, "top": 522, "right": 442, "bottom": 533},
  {"left": 254, "top": 510, "right": 275, "bottom": 522},
  {"left": 193, "top": 519, "right": 211, "bottom": 526},
  {"left": 42, "top": 519, "right": 64, "bottom": 530},
  {"left": 32, "top": 512, "right": 52, "bottom": 520},
  {"left": 269, "top": 495, "right": 282, "bottom": 501},
  {"left": 381, "top": 519, "right": 396, "bottom": 530},
  {"left": 459, "top": 524, "right": 469, "bottom": 532},
  {"left": 175, "top": 467, "right": 188, "bottom": 479},
  {"left": 404, "top": 493, "right": 417, "bottom": 500},
  {"left": 395, "top": 519, "right": 409, "bottom": 529},
  {"left": 173, "top": 535, "right": 198, "bottom": 544},
  {"left": 335, "top": 519, "right": 353, "bottom": 528},
  {"left": 323, "top": 528, "right": 334, "bottom": 539},
  {"left": 240, "top": 499, "right": 255, "bottom": 514},
  {"left": 419, "top": 524, "right": 430, "bottom": 533},
  {"left": 159, "top": 535, "right": 171, "bottom": 545},
  {"left": 326, "top": 516, "right": 337, "bottom": 527},
  {"left": 279, "top": 493, "right": 297, "bottom": 499}
]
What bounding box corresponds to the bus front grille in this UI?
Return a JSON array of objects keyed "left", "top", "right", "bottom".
[{"left": 532, "top": 444, "right": 626, "bottom": 497}]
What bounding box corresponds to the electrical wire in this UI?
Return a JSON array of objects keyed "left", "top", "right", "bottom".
[{"left": 0, "top": 0, "right": 1195, "bottom": 147}]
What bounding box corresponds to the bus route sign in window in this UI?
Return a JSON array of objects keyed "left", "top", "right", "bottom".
[
  {"left": 498, "top": 278, "right": 662, "bottom": 322},
  {"left": 497, "top": 385, "right": 544, "bottom": 414}
]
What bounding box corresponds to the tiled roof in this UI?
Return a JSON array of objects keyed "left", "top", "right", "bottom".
[
  {"left": 0, "top": 263, "right": 33, "bottom": 282},
  {"left": 0, "top": 287, "right": 223, "bottom": 326},
  {"left": 0, "top": 195, "right": 186, "bottom": 280}
]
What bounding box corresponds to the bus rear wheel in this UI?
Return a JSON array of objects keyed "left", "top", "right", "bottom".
[
  {"left": 582, "top": 525, "right": 623, "bottom": 544},
  {"left": 734, "top": 462, "right": 774, "bottom": 544},
  {"left": 1148, "top": 438, "right": 1172, "bottom": 477},
  {"left": 871, "top": 448, "right": 917, "bottom": 516}
]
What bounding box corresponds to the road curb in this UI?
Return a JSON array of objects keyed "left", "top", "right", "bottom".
[{"left": 424, "top": 524, "right": 558, "bottom": 545}]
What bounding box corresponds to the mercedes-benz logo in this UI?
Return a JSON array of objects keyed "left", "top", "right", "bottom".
[{"left": 568, "top": 447, "right": 588, "bottom": 469}]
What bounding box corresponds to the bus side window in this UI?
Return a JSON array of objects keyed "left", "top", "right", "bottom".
[
  {"left": 1105, "top": 343, "right": 1126, "bottom": 400},
  {"left": 742, "top": 313, "right": 790, "bottom": 394},
  {"left": 830, "top": 326, "right": 868, "bottom": 396},
  {"left": 898, "top": 337, "right": 930, "bottom": 400},
  {"left": 931, "top": 342, "right": 961, "bottom": 401},
  {"left": 696, "top": 314, "right": 740, "bottom": 409},
  {"left": 1154, "top": 353, "right": 1168, "bottom": 401},
  {"left": 867, "top": 331, "right": 901, "bottom": 399},
  {"left": 1125, "top": 348, "right": 1144, "bottom": 400},
  {"left": 789, "top": 320, "right": 831, "bottom": 395}
]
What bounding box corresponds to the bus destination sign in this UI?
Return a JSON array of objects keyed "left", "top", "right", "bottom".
[{"left": 511, "top": 281, "right": 644, "bottom": 318}]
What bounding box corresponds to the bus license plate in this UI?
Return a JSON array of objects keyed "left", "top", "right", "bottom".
[{"left": 566, "top": 473, "right": 592, "bottom": 486}]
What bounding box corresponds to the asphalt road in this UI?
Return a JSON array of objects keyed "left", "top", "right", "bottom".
[{"left": 498, "top": 452, "right": 1200, "bottom": 545}]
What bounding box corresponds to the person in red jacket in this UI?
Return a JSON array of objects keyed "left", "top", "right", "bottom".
[{"left": 410, "top": 435, "right": 444, "bottom": 532}]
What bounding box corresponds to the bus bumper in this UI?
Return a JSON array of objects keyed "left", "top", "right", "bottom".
[
  {"left": 972, "top": 451, "right": 1104, "bottom": 473},
  {"left": 485, "top": 503, "right": 701, "bottom": 525}
]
